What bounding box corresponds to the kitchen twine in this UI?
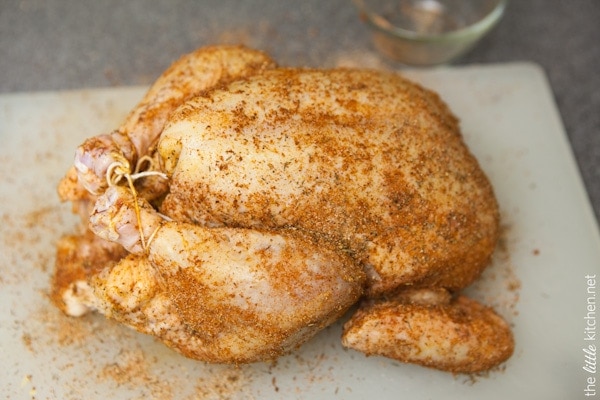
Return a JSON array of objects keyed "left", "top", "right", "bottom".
[{"left": 105, "top": 153, "right": 168, "bottom": 252}]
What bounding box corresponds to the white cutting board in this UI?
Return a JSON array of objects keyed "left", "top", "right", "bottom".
[{"left": 1, "top": 63, "right": 599, "bottom": 399}]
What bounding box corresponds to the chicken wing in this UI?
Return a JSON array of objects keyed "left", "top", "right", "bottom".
[
  {"left": 51, "top": 229, "right": 127, "bottom": 317},
  {"left": 342, "top": 289, "right": 514, "bottom": 373}
]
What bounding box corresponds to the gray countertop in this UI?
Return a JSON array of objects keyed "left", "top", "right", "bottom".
[{"left": 2, "top": 0, "right": 599, "bottom": 223}]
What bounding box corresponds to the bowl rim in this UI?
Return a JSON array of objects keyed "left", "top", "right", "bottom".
[{"left": 355, "top": 0, "right": 508, "bottom": 43}]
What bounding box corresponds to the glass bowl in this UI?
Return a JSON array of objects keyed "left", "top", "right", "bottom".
[{"left": 354, "top": 0, "right": 507, "bottom": 66}]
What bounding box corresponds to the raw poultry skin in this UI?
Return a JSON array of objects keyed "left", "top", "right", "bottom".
[
  {"left": 52, "top": 45, "right": 514, "bottom": 373},
  {"left": 83, "top": 185, "right": 364, "bottom": 363},
  {"left": 341, "top": 289, "right": 515, "bottom": 373},
  {"left": 58, "top": 45, "right": 275, "bottom": 204},
  {"left": 84, "top": 188, "right": 364, "bottom": 363},
  {"left": 159, "top": 68, "right": 499, "bottom": 296}
]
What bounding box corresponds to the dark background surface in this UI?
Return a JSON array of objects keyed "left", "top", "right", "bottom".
[{"left": 2, "top": 0, "right": 598, "bottom": 223}]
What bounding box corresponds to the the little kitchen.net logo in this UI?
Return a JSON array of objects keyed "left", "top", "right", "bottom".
[{"left": 584, "top": 274, "right": 598, "bottom": 397}]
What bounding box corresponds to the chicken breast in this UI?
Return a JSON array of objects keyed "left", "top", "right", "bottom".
[{"left": 158, "top": 68, "right": 499, "bottom": 296}]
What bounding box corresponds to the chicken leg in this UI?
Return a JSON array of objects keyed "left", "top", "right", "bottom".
[
  {"left": 59, "top": 45, "right": 276, "bottom": 199},
  {"left": 84, "top": 186, "right": 365, "bottom": 363}
]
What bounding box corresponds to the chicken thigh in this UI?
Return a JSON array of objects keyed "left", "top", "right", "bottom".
[{"left": 84, "top": 186, "right": 364, "bottom": 363}]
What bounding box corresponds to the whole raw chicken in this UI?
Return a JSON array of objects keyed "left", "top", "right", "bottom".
[{"left": 52, "top": 45, "right": 514, "bottom": 373}]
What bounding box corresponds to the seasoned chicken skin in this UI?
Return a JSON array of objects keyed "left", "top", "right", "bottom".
[
  {"left": 52, "top": 45, "right": 514, "bottom": 373},
  {"left": 59, "top": 45, "right": 275, "bottom": 199},
  {"left": 159, "top": 68, "right": 499, "bottom": 296},
  {"left": 342, "top": 289, "right": 514, "bottom": 373},
  {"left": 76, "top": 186, "right": 365, "bottom": 363}
]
